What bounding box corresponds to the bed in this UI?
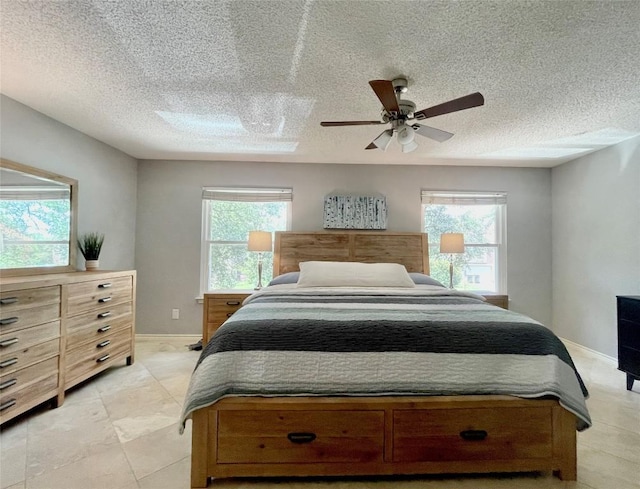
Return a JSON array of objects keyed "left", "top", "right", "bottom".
[{"left": 182, "top": 231, "right": 590, "bottom": 488}]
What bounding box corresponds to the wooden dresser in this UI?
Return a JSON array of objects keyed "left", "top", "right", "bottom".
[
  {"left": 0, "top": 270, "right": 135, "bottom": 424},
  {"left": 617, "top": 295, "right": 640, "bottom": 391}
]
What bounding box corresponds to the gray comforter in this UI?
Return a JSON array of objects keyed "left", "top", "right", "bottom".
[{"left": 180, "top": 285, "right": 591, "bottom": 432}]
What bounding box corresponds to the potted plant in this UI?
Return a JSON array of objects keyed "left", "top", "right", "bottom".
[{"left": 78, "top": 232, "right": 104, "bottom": 270}]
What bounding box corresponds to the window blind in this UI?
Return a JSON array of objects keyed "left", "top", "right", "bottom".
[
  {"left": 0, "top": 186, "right": 71, "bottom": 201},
  {"left": 421, "top": 190, "right": 507, "bottom": 205},
  {"left": 202, "top": 187, "right": 293, "bottom": 202}
]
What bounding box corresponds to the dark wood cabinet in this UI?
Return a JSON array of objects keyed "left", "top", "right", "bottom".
[{"left": 617, "top": 296, "right": 640, "bottom": 391}]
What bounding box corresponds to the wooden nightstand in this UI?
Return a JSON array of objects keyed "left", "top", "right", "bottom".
[
  {"left": 481, "top": 294, "right": 509, "bottom": 309},
  {"left": 203, "top": 291, "right": 252, "bottom": 344}
]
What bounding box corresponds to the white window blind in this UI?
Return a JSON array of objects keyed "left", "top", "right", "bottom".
[
  {"left": 202, "top": 187, "right": 293, "bottom": 202},
  {"left": 0, "top": 186, "right": 71, "bottom": 201},
  {"left": 421, "top": 191, "right": 507, "bottom": 206}
]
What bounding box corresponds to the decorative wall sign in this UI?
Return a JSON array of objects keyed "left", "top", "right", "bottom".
[{"left": 323, "top": 194, "right": 387, "bottom": 229}]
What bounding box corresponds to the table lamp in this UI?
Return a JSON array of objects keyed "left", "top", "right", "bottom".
[{"left": 440, "top": 233, "right": 465, "bottom": 289}]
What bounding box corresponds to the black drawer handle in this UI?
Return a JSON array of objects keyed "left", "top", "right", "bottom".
[
  {"left": 0, "top": 378, "right": 17, "bottom": 390},
  {"left": 97, "top": 312, "right": 111, "bottom": 319},
  {"left": 97, "top": 325, "right": 111, "bottom": 333},
  {"left": 98, "top": 297, "right": 112, "bottom": 303},
  {"left": 0, "top": 317, "right": 19, "bottom": 326},
  {"left": 96, "top": 354, "right": 110, "bottom": 363},
  {"left": 287, "top": 432, "right": 317, "bottom": 444},
  {"left": 226, "top": 301, "right": 240, "bottom": 306},
  {"left": 0, "top": 399, "right": 17, "bottom": 411},
  {"left": 0, "top": 338, "right": 18, "bottom": 347},
  {"left": 0, "top": 297, "right": 18, "bottom": 305},
  {"left": 226, "top": 312, "right": 234, "bottom": 317},
  {"left": 460, "top": 430, "right": 488, "bottom": 441},
  {"left": 0, "top": 358, "right": 18, "bottom": 368},
  {"left": 97, "top": 340, "right": 111, "bottom": 348},
  {"left": 98, "top": 283, "right": 112, "bottom": 288}
]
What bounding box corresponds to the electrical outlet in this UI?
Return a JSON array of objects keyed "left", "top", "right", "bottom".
[{"left": 171, "top": 308, "right": 180, "bottom": 320}]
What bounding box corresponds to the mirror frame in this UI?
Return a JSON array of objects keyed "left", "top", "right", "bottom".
[{"left": 0, "top": 158, "right": 78, "bottom": 276}]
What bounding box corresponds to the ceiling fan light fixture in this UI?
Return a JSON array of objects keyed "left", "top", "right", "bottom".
[
  {"left": 397, "top": 125, "right": 416, "bottom": 145},
  {"left": 401, "top": 140, "right": 418, "bottom": 153}
]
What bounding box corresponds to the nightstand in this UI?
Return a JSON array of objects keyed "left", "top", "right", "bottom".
[
  {"left": 617, "top": 296, "right": 640, "bottom": 391},
  {"left": 481, "top": 294, "right": 509, "bottom": 310},
  {"left": 202, "top": 291, "right": 252, "bottom": 344}
]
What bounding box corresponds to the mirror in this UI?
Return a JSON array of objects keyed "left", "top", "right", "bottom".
[{"left": 0, "top": 158, "right": 78, "bottom": 276}]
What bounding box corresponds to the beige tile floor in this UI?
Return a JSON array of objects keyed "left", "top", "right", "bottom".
[{"left": 1, "top": 336, "right": 639, "bottom": 489}]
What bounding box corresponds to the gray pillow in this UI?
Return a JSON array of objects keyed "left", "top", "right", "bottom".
[
  {"left": 409, "top": 273, "right": 445, "bottom": 287},
  {"left": 268, "top": 271, "right": 300, "bottom": 286}
]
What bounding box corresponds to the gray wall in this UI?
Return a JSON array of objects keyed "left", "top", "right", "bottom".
[
  {"left": 136, "top": 160, "right": 552, "bottom": 335},
  {"left": 552, "top": 137, "right": 640, "bottom": 357},
  {"left": 0, "top": 95, "right": 138, "bottom": 271}
]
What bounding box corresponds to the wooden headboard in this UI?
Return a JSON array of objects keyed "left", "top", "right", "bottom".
[{"left": 273, "top": 231, "right": 430, "bottom": 276}]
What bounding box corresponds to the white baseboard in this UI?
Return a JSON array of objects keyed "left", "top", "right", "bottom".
[
  {"left": 560, "top": 337, "right": 617, "bottom": 365},
  {"left": 135, "top": 334, "right": 201, "bottom": 340}
]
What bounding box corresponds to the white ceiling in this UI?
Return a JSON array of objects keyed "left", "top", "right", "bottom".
[{"left": 1, "top": 0, "right": 639, "bottom": 167}]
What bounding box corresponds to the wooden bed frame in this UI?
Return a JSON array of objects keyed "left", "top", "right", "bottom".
[{"left": 190, "top": 231, "right": 577, "bottom": 488}]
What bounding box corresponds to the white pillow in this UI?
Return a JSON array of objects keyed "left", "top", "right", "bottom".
[{"left": 297, "top": 261, "right": 416, "bottom": 288}]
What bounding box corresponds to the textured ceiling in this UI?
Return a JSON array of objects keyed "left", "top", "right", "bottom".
[{"left": 1, "top": 0, "right": 639, "bottom": 167}]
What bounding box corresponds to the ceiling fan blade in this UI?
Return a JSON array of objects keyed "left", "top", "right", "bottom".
[
  {"left": 321, "top": 120, "right": 385, "bottom": 126},
  {"left": 412, "top": 124, "right": 454, "bottom": 142},
  {"left": 369, "top": 80, "right": 400, "bottom": 115},
  {"left": 414, "top": 92, "right": 484, "bottom": 120},
  {"left": 366, "top": 129, "right": 393, "bottom": 150}
]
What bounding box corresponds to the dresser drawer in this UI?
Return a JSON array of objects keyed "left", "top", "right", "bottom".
[
  {"left": 0, "top": 286, "right": 60, "bottom": 313},
  {"left": 65, "top": 328, "right": 131, "bottom": 386},
  {"left": 619, "top": 346, "right": 640, "bottom": 377},
  {"left": 67, "top": 276, "right": 132, "bottom": 316},
  {"left": 0, "top": 356, "right": 59, "bottom": 399},
  {"left": 393, "top": 406, "right": 552, "bottom": 462},
  {"left": 0, "top": 338, "right": 59, "bottom": 376},
  {"left": 618, "top": 319, "right": 640, "bottom": 350},
  {"left": 217, "top": 410, "right": 384, "bottom": 464},
  {"left": 0, "top": 321, "right": 60, "bottom": 356},
  {"left": 618, "top": 296, "right": 640, "bottom": 322},
  {"left": 0, "top": 371, "right": 58, "bottom": 424},
  {"left": 0, "top": 303, "right": 60, "bottom": 335},
  {"left": 66, "top": 303, "right": 132, "bottom": 350}
]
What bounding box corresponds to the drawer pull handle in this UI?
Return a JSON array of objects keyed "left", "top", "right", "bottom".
[
  {"left": 98, "top": 283, "right": 112, "bottom": 288},
  {"left": 0, "top": 358, "right": 18, "bottom": 368},
  {"left": 226, "top": 301, "right": 240, "bottom": 306},
  {"left": 97, "top": 340, "right": 111, "bottom": 348},
  {"left": 98, "top": 297, "right": 112, "bottom": 303},
  {"left": 226, "top": 312, "right": 234, "bottom": 318},
  {"left": 460, "top": 430, "right": 488, "bottom": 441},
  {"left": 96, "top": 354, "right": 110, "bottom": 363},
  {"left": 0, "top": 399, "right": 17, "bottom": 411},
  {"left": 287, "top": 432, "right": 317, "bottom": 444},
  {"left": 0, "top": 378, "right": 17, "bottom": 390},
  {"left": 0, "top": 297, "right": 18, "bottom": 305},
  {"left": 0, "top": 317, "right": 18, "bottom": 326},
  {"left": 97, "top": 312, "right": 111, "bottom": 319},
  {"left": 0, "top": 338, "right": 18, "bottom": 347},
  {"left": 97, "top": 325, "right": 111, "bottom": 333}
]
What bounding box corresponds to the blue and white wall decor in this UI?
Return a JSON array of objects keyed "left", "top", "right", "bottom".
[{"left": 323, "top": 194, "right": 387, "bottom": 229}]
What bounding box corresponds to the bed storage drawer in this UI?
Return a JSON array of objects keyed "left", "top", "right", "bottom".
[
  {"left": 393, "top": 406, "right": 553, "bottom": 462},
  {"left": 217, "top": 410, "right": 384, "bottom": 464}
]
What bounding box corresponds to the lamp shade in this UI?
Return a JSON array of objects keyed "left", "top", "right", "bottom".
[
  {"left": 440, "top": 233, "right": 465, "bottom": 254},
  {"left": 247, "top": 231, "right": 272, "bottom": 252}
]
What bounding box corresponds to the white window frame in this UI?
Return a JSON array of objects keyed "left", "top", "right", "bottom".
[
  {"left": 200, "top": 187, "right": 292, "bottom": 295},
  {"left": 421, "top": 190, "right": 507, "bottom": 293}
]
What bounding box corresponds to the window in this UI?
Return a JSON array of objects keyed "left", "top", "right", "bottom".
[
  {"left": 201, "top": 187, "right": 291, "bottom": 293},
  {"left": 0, "top": 186, "right": 71, "bottom": 269},
  {"left": 421, "top": 191, "right": 507, "bottom": 293}
]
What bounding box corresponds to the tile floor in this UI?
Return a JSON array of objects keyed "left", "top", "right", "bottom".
[{"left": 1, "top": 336, "right": 639, "bottom": 489}]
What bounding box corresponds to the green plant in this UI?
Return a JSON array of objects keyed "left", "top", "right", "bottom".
[{"left": 77, "top": 232, "right": 104, "bottom": 260}]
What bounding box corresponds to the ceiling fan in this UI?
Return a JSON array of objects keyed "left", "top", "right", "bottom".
[{"left": 320, "top": 78, "right": 484, "bottom": 153}]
